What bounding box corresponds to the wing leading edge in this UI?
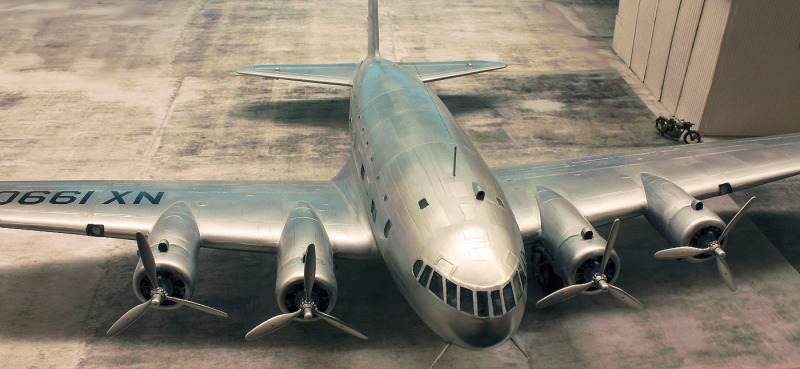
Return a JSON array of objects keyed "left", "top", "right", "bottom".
[
  {"left": 236, "top": 64, "right": 359, "bottom": 86},
  {"left": 0, "top": 158, "right": 376, "bottom": 257},
  {"left": 235, "top": 60, "right": 506, "bottom": 86},
  {"left": 495, "top": 134, "right": 800, "bottom": 241}
]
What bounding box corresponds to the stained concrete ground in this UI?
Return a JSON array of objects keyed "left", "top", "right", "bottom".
[{"left": 1, "top": 0, "right": 799, "bottom": 368}]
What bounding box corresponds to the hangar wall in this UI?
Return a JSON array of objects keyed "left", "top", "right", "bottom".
[{"left": 613, "top": 0, "right": 800, "bottom": 136}]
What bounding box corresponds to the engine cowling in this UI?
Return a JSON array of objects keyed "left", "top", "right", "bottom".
[
  {"left": 275, "top": 202, "right": 337, "bottom": 319},
  {"left": 132, "top": 202, "right": 200, "bottom": 309},
  {"left": 642, "top": 174, "right": 725, "bottom": 262},
  {"left": 536, "top": 186, "right": 620, "bottom": 294}
]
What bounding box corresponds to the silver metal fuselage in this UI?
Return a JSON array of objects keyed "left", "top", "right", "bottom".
[{"left": 350, "top": 56, "right": 526, "bottom": 349}]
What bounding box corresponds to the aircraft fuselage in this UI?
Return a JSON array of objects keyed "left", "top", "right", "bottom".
[{"left": 349, "top": 56, "right": 527, "bottom": 349}]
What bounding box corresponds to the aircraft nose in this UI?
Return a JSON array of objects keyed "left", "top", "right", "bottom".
[{"left": 451, "top": 294, "right": 526, "bottom": 350}]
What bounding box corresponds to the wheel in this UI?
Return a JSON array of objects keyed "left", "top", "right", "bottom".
[
  {"left": 531, "top": 249, "right": 559, "bottom": 294},
  {"left": 655, "top": 117, "right": 667, "bottom": 133},
  {"left": 683, "top": 130, "right": 701, "bottom": 144}
]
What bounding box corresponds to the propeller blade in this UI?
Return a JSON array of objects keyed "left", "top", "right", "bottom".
[
  {"left": 536, "top": 281, "right": 593, "bottom": 308},
  {"left": 245, "top": 310, "right": 303, "bottom": 341},
  {"left": 654, "top": 246, "right": 709, "bottom": 259},
  {"left": 600, "top": 219, "right": 620, "bottom": 273},
  {"left": 314, "top": 308, "right": 368, "bottom": 340},
  {"left": 107, "top": 300, "right": 151, "bottom": 337},
  {"left": 164, "top": 295, "right": 228, "bottom": 317},
  {"left": 716, "top": 256, "right": 736, "bottom": 291},
  {"left": 719, "top": 196, "right": 755, "bottom": 245},
  {"left": 607, "top": 284, "right": 644, "bottom": 309},
  {"left": 135, "top": 232, "right": 159, "bottom": 288},
  {"left": 304, "top": 244, "right": 316, "bottom": 302}
]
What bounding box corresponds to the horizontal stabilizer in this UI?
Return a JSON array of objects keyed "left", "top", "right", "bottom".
[
  {"left": 398, "top": 60, "right": 507, "bottom": 82},
  {"left": 236, "top": 63, "right": 359, "bottom": 86}
]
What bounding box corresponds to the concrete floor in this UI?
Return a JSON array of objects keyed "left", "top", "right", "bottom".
[{"left": 1, "top": 0, "right": 800, "bottom": 368}]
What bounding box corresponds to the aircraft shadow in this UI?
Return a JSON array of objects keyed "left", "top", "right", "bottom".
[{"left": 232, "top": 94, "right": 504, "bottom": 128}]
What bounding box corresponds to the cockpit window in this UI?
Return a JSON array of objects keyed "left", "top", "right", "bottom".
[
  {"left": 518, "top": 265, "right": 527, "bottom": 290},
  {"left": 460, "top": 287, "right": 474, "bottom": 315},
  {"left": 429, "top": 271, "right": 444, "bottom": 300},
  {"left": 418, "top": 265, "right": 432, "bottom": 287},
  {"left": 512, "top": 271, "right": 523, "bottom": 301},
  {"left": 476, "top": 291, "right": 489, "bottom": 317},
  {"left": 413, "top": 260, "right": 423, "bottom": 278},
  {"left": 503, "top": 283, "right": 516, "bottom": 311},
  {"left": 490, "top": 290, "right": 503, "bottom": 316},
  {"left": 445, "top": 279, "right": 458, "bottom": 308}
]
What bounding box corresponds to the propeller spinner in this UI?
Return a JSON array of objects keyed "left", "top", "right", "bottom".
[
  {"left": 536, "top": 219, "right": 643, "bottom": 309},
  {"left": 106, "top": 232, "right": 228, "bottom": 337},
  {"left": 245, "top": 244, "right": 368, "bottom": 341},
  {"left": 654, "top": 196, "right": 755, "bottom": 291}
]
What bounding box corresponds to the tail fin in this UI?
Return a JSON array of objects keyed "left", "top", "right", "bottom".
[{"left": 368, "top": 0, "right": 379, "bottom": 56}]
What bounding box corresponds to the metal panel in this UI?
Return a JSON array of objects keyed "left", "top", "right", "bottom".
[
  {"left": 643, "top": 0, "right": 681, "bottom": 100},
  {"left": 630, "top": 0, "right": 658, "bottom": 78},
  {"left": 660, "top": 0, "right": 705, "bottom": 112},
  {"left": 612, "top": 0, "right": 641, "bottom": 66},
  {"left": 675, "top": 0, "right": 731, "bottom": 125},
  {"left": 699, "top": 1, "right": 800, "bottom": 136}
]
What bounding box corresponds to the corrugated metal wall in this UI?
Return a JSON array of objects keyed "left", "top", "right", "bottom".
[
  {"left": 674, "top": 0, "right": 731, "bottom": 124},
  {"left": 629, "top": 0, "right": 658, "bottom": 76},
  {"left": 612, "top": 0, "right": 800, "bottom": 136},
  {"left": 700, "top": 1, "right": 800, "bottom": 136},
  {"left": 642, "top": 0, "right": 680, "bottom": 101},
  {"left": 612, "top": 0, "right": 640, "bottom": 65}
]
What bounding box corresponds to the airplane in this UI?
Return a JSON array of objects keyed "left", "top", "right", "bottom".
[{"left": 1, "top": 0, "right": 800, "bottom": 366}]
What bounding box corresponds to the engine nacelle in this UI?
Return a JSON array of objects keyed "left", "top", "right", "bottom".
[
  {"left": 275, "top": 202, "right": 338, "bottom": 320},
  {"left": 132, "top": 202, "right": 200, "bottom": 309},
  {"left": 536, "top": 186, "right": 620, "bottom": 294},
  {"left": 642, "top": 174, "right": 725, "bottom": 262}
]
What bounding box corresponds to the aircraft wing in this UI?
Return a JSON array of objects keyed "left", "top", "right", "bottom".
[
  {"left": 397, "top": 61, "right": 507, "bottom": 82},
  {"left": 0, "top": 161, "right": 375, "bottom": 256},
  {"left": 494, "top": 134, "right": 800, "bottom": 242},
  {"left": 235, "top": 63, "right": 359, "bottom": 86}
]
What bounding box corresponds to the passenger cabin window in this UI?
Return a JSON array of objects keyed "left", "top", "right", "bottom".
[
  {"left": 418, "top": 198, "right": 429, "bottom": 209},
  {"left": 460, "top": 287, "right": 474, "bottom": 315},
  {"left": 429, "top": 272, "right": 444, "bottom": 300},
  {"left": 446, "top": 279, "right": 458, "bottom": 308},
  {"left": 383, "top": 219, "right": 392, "bottom": 238},
  {"left": 503, "top": 283, "right": 516, "bottom": 311},
  {"left": 413, "top": 260, "right": 423, "bottom": 278},
  {"left": 418, "top": 265, "right": 432, "bottom": 287},
  {"left": 361, "top": 164, "right": 365, "bottom": 180},
  {"left": 371, "top": 200, "right": 377, "bottom": 222}
]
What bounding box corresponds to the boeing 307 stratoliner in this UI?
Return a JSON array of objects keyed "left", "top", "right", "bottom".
[{"left": 2, "top": 0, "right": 800, "bottom": 366}]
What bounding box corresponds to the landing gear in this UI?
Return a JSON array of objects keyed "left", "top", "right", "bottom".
[{"left": 531, "top": 245, "right": 560, "bottom": 295}]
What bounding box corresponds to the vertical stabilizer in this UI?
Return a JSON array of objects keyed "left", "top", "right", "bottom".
[{"left": 368, "top": 0, "right": 379, "bottom": 56}]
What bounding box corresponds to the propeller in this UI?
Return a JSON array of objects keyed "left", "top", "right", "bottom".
[
  {"left": 107, "top": 232, "right": 228, "bottom": 337},
  {"left": 246, "top": 244, "right": 368, "bottom": 341},
  {"left": 536, "top": 219, "right": 643, "bottom": 309},
  {"left": 654, "top": 196, "right": 755, "bottom": 291}
]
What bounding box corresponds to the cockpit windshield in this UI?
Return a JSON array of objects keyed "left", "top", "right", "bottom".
[{"left": 412, "top": 259, "right": 526, "bottom": 317}]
